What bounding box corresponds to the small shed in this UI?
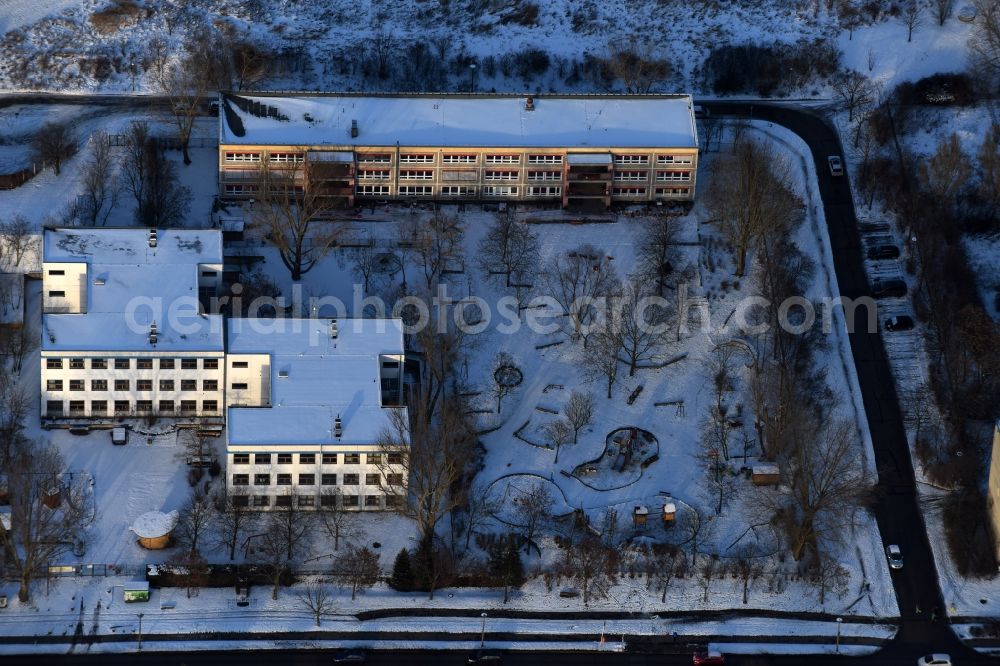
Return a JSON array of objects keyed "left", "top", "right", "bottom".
[
  {"left": 662, "top": 502, "right": 677, "bottom": 525},
  {"left": 131, "top": 510, "right": 179, "bottom": 550},
  {"left": 111, "top": 428, "right": 128, "bottom": 445},
  {"left": 123, "top": 581, "right": 150, "bottom": 603},
  {"left": 751, "top": 463, "right": 781, "bottom": 486},
  {"left": 41, "top": 485, "right": 62, "bottom": 509},
  {"left": 633, "top": 505, "right": 649, "bottom": 527}
]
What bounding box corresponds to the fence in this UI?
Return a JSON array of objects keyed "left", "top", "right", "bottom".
[
  {"left": 106, "top": 134, "right": 218, "bottom": 149},
  {"left": 47, "top": 563, "right": 146, "bottom": 578}
]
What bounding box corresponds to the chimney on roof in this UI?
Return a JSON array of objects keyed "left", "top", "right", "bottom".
[
  {"left": 334, "top": 415, "right": 343, "bottom": 439},
  {"left": 351, "top": 119, "right": 359, "bottom": 138},
  {"left": 525, "top": 96, "right": 535, "bottom": 112},
  {"left": 148, "top": 321, "right": 158, "bottom": 346},
  {"left": 330, "top": 319, "right": 339, "bottom": 339},
  {"left": 148, "top": 229, "right": 158, "bottom": 248}
]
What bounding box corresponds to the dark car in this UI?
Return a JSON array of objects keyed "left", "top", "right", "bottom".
[
  {"left": 867, "top": 244, "right": 900, "bottom": 260},
  {"left": 872, "top": 279, "right": 907, "bottom": 299},
  {"left": 468, "top": 649, "right": 503, "bottom": 664},
  {"left": 333, "top": 650, "right": 368, "bottom": 663},
  {"left": 693, "top": 649, "right": 726, "bottom": 665},
  {"left": 884, "top": 315, "right": 914, "bottom": 332}
]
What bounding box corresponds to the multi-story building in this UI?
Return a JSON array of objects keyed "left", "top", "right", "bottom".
[
  {"left": 224, "top": 317, "right": 408, "bottom": 511},
  {"left": 40, "top": 227, "right": 226, "bottom": 425},
  {"left": 217, "top": 93, "right": 699, "bottom": 211}
]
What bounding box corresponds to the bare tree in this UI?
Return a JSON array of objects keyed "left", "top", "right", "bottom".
[
  {"left": 257, "top": 523, "right": 290, "bottom": 600},
  {"left": 0, "top": 216, "right": 39, "bottom": 270},
  {"left": 544, "top": 418, "right": 574, "bottom": 464},
  {"left": 732, "top": 546, "right": 765, "bottom": 604},
  {"left": 934, "top": 0, "right": 954, "bottom": 24},
  {"left": 917, "top": 133, "right": 971, "bottom": 213},
  {"left": 977, "top": 123, "right": 1000, "bottom": 220},
  {"left": 564, "top": 390, "right": 595, "bottom": 444},
  {"left": 78, "top": 131, "right": 120, "bottom": 227},
  {"left": 298, "top": 583, "right": 337, "bottom": 625},
  {"left": 647, "top": 543, "right": 687, "bottom": 603},
  {"left": 0, "top": 438, "right": 94, "bottom": 602},
  {"left": 605, "top": 37, "right": 671, "bottom": 93},
  {"left": 833, "top": 70, "right": 875, "bottom": 122},
  {"left": 31, "top": 122, "right": 77, "bottom": 175},
  {"left": 514, "top": 480, "right": 552, "bottom": 554},
  {"left": 213, "top": 487, "right": 256, "bottom": 561},
  {"left": 701, "top": 412, "right": 736, "bottom": 515},
  {"left": 166, "top": 549, "right": 210, "bottom": 598},
  {"left": 350, "top": 244, "right": 379, "bottom": 295},
  {"left": 542, "top": 244, "right": 620, "bottom": 338},
  {"left": 490, "top": 351, "right": 520, "bottom": 414},
  {"left": 333, "top": 543, "right": 381, "bottom": 600},
  {"left": 460, "top": 488, "right": 500, "bottom": 552},
  {"left": 559, "top": 536, "right": 618, "bottom": 605},
  {"left": 227, "top": 39, "right": 274, "bottom": 90},
  {"left": 253, "top": 161, "right": 341, "bottom": 281},
  {"left": 707, "top": 139, "right": 802, "bottom": 277},
  {"left": 0, "top": 323, "right": 37, "bottom": 376},
  {"left": 584, "top": 315, "right": 623, "bottom": 399},
  {"left": 478, "top": 210, "right": 540, "bottom": 295},
  {"left": 809, "top": 555, "right": 850, "bottom": 606},
  {"left": 174, "top": 487, "right": 215, "bottom": 556},
  {"left": 636, "top": 214, "right": 683, "bottom": 297},
  {"left": 368, "top": 27, "right": 396, "bottom": 80},
  {"left": 969, "top": 0, "right": 1000, "bottom": 91},
  {"left": 617, "top": 278, "right": 670, "bottom": 376},
  {"left": 698, "top": 555, "right": 720, "bottom": 602},
  {"left": 267, "top": 494, "right": 312, "bottom": 562},
  {"left": 118, "top": 126, "right": 190, "bottom": 227},
  {"left": 412, "top": 212, "right": 465, "bottom": 289},
  {"left": 900, "top": 0, "right": 923, "bottom": 42},
  {"left": 0, "top": 374, "right": 30, "bottom": 462},
  {"left": 317, "top": 488, "right": 361, "bottom": 551}
]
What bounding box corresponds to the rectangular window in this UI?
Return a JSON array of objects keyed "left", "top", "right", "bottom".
[
  {"left": 298, "top": 495, "right": 315, "bottom": 507},
  {"left": 255, "top": 454, "right": 271, "bottom": 464},
  {"left": 48, "top": 269, "right": 65, "bottom": 276},
  {"left": 233, "top": 453, "right": 250, "bottom": 465},
  {"left": 367, "top": 453, "right": 382, "bottom": 465},
  {"left": 322, "top": 453, "right": 338, "bottom": 465},
  {"left": 137, "top": 380, "right": 152, "bottom": 391},
  {"left": 527, "top": 170, "right": 562, "bottom": 181},
  {"left": 159, "top": 358, "right": 175, "bottom": 370},
  {"left": 232, "top": 474, "right": 250, "bottom": 486},
  {"left": 254, "top": 473, "right": 270, "bottom": 486},
  {"left": 46, "top": 400, "right": 64, "bottom": 415},
  {"left": 231, "top": 382, "right": 248, "bottom": 390},
  {"left": 135, "top": 400, "right": 152, "bottom": 413},
  {"left": 612, "top": 187, "right": 647, "bottom": 196},
  {"left": 202, "top": 400, "right": 218, "bottom": 412},
  {"left": 321, "top": 473, "right": 337, "bottom": 485},
  {"left": 203, "top": 380, "right": 218, "bottom": 391},
  {"left": 614, "top": 154, "right": 649, "bottom": 165},
  {"left": 528, "top": 154, "right": 563, "bottom": 164},
  {"left": 48, "top": 290, "right": 65, "bottom": 298},
  {"left": 365, "top": 473, "right": 381, "bottom": 486},
  {"left": 232, "top": 361, "right": 249, "bottom": 369},
  {"left": 159, "top": 380, "right": 174, "bottom": 391},
  {"left": 224, "top": 151, "right": 262, "bottom": 163},
  {"left": 299, "top": 454, "right": 316, "bottom": 465},
  {"left": 114, "top": 379, "right": 129, "bottom": 391},
  {"left": 320, "top": 494, "right": 337, "bottom": 507},
  {"left": 46, "top": 359, "right": 63, "bottom": 369},
  {"left": 181, "top": 379, "right": 197, "bottom": 391},
  {"left": 358, "top": 153, "right": 391, "bottom": 163},
  {"left": 388, "top": 453, "right": 405, "bottom": 465},
  {"left": 386, "top": 495, "right": 403, "bottom": 508},
  {"left": 253, "top": 495, "right": 270, "bottom": 507},
  {"left": 442, "top": 154, "right": 476, "bottom": 164},
  {"left": 482, "top": 186, "right": 518, "bottom": 196},
  {"left": 439, "top": 186, "right": 476, "bottom": 196},
  {"left": 69, "top": 380, "right": 84, "bottom": 391},
  {"left": 91, "top": 400, "right": 107, "bottom": 415},
  {"left": 276, "top": 474, "right": 292, "bottom": 486},
  {"left": 275, "top": 495, "right": 292, "bottom": 507},
  {"left": 398, "top": 169, "right": 434, "bottom": 180},
  {"left": 655, "top": 170, "right": 692, "bottom": 182},
  {"left": 91, "top": 358, "right": 107, "bottom": 370},
  {"left": 356, "top": 185, "right": 390, "bottom": 196},
  {"left": 344, "top": 454, "right": 361, "bottom": 465},
  {"left": 343, "top": 495, "right": 359, "bottom": 507},
  {"left": 365, "top": 495, "right": 381, "bottom": 507},
  {"left": 69, "top": 400, "right": 85, "bottom": 414},
  {"left": 484, "top": 170, "right": 519, "bottom": 181},
  {"left": 180, "top": 400, "right": 197, "bottom": 413},
  {"left": 136, "top": 359, "right": 153, "bottom": 369},
  {"left": 232, "top": 495, "right": 250, "bottom": 507},
  {"left": 399, "top": 154, "right": 434, "bottom": 163},
  {"left": 69, "top": 358, "right": 85, "bottom": 369},
  {"left": 656, "top": 154, "right": 693, "bottom": 165},
  {"left": 115, "top": 358, "right": 130, "bottom": 370},
  {"left": 485, "top": 154, "right": 520, "bottom": 164},
  {"left": 614, "top": 170, "right": 648, "bottom": 182},
  {"left": 269, "top": 152, "right": 304, "bottom": 163},
  {"left": 158, "top": 400, "right": 174, "bottom": 413},
  {"left": 387, "top": 473, "right": 404, "bottom": 486},
  {"left": 343, "top": 474, "right": 360, "bottom": 485},
  {"left": 91, "top": 379, "right": 107, "bottom": 391},
  {"left": 359, "top": 169, "right": 391, "bottom": 180},
  {"left": 46, "top": 380, "right": 63, "bottom": 391},
  {"left": 397, "top": 185, "right": 434, "bottom": 196},
  {"left": 181, "top": 359, "right": 197, "bottom": 370},
  {"left": 654, "top": 187, "right": 691, "bottom": 197},
  {"left": 277, "top": 453, "right": 293, "bottom": 464},
  {"left": 203, "top": 359, "right": 219, "bottom": 370},
  {"left": 527, "top": 186, "right": 562, "bottom": 197},
  {"left": 114, "top": 400, "right": 130, "bottom": 414},
  {"left": 299, "top": 474, "right": 315, "bottom": 486}
]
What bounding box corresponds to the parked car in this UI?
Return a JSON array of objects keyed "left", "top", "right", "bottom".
[
  {"left": 468, "top": 649, "right": 504, "bottom": 663},
  {"left": 917, "top": 654, "right": 952, "bottom": 666},
  {"left": 867, "top": 244, "right": 900, "bottom": 260},
  {"left": 111, "top": 427, "right": 128, "bottom": 445},
  {"left": 884, "top": 315, "right": 915, "bottom": 332},
  {"left": 693, "top": 649, "right": 726, "bottom": 665},
  {"left": 828, "top": 155, "right": 844, "bottom": 176},
  {"left": 332, "top": 650, "right": 368, "bottom": 663},
  {"left": 872, "top": 279, "right": 907, "bottom": 299},
  {"left": 887, "top": 544, "right": 904, "bottom": 570}
]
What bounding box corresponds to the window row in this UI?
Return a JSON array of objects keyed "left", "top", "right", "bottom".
[
  {"left": 45, "top": 399, "right": 218, "bottom": 416},
  {"left": 236, "top": 494, "right": 402, "bottom": 508},
  {"left": 45, "top": 358, "right": 219, "bottom": 370},
  {"left": 233, "top": 452, "right": 404, "bottom": 465},
  {"left": 233, "top": 472, "right": 404, "bottom": 486},
  {"left": 527, "top": 186, "right": 561, "bottom": 197},
  {"left": 46, "top": 379, "right": 219, "bottom": 392},
  {"left": 655, "top": 187, "right": 691, "bottom": 196}
]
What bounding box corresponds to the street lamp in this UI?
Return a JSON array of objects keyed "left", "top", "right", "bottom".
[
  {"left": 480, "top": 612, "right": 488, "bottom": 648},
  {"left": 469, "top": 63, "right": 477, "bottom": 93},
  {"left": 835, "top": 616, "right": 843, "bottom": 654},
  {"left": 137, "top": 612, "right": 145, "bottom": 652}
]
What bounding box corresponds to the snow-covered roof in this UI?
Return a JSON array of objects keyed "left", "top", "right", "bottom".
[
  {"left": 227, "top": 318, "right": 407, "bottom": 447},
  {"left": 752, "top": 463, "right": 780, "bottom": 475},
  {"left": 44, "top": 227, "right": 222, "bottom": 265},
  {"left": 130, "top": 510, "right": 178, "bottom": 539},
  {"left": 221, "top": 93, "right": 699, "bottom": 150},
  {"left": 43, "top": 311, "right": 223, "bottom": 352}
]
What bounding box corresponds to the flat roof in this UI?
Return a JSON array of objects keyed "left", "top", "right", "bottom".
[
  {"left": 42, "top": 311, "right": 224, "bottom": 352},
  {"left": 221, "top": 93, "right": 698, "bottom": 150},
  {"left": 44, "top": 228, "right": 223, "bottom": 265},
  {"left": 227, "top": 318, "right": 407, "bottom": 447}
]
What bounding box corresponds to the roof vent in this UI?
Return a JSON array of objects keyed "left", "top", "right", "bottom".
[
  {"left": 148, "top": 321, "right": 158, "bottom": 346},
  {"left": 93, "top": 277, "right": 106, "bottom": 286},
  {"left": 334, "top": 415, "right": 343, "bottom": 439},
  {"left": 330, "top": 319, "right": 338, "bottom": 339},
  {"left": 350, "top": 119, "right": 359, "bottom": 138},
  {"left": 525, "top": 96, "right": 535, "bottom": 112},
  {"left": 278, "top": 369, "right": 289, "bottom": 378},
  {"left": 148, "top": 229, "right": 158, "bottom": 248}
]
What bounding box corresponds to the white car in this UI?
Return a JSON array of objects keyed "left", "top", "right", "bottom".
[
  {"left": 828, "top": 155, "right": 844, "bottom": 176},
  {"left": 917, "top": 654, "right": 951, "bottom": 666},
  {"left": 886, "top": 544, "right": 903, "bottom": 569}
]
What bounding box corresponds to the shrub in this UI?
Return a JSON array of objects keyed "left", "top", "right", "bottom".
[
  {"left": 500, "top": 1, "right": 540, "bottom": 26},
  {"left": 704, "top": 39, "right": 839, "bottom": 96},
  {"left": 89, "top": 1, "right": 144, "bottom": 35}
]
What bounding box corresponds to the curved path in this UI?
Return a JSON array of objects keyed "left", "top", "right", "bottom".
[{"left": 704, "top": 101, "right": 972, "bottom": 662}]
